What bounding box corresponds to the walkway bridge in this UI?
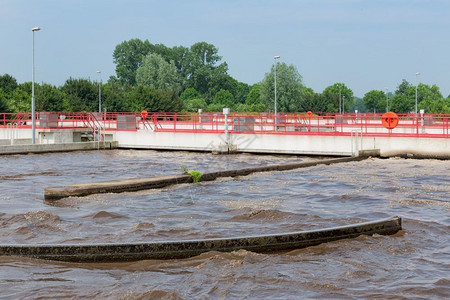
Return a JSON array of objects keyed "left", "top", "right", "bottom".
[{"left": 0, "top": 111, "right": 449, "bottom": 157}]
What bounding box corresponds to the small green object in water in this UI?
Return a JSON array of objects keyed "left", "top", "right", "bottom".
[
  {"left": 181, "top": 166, "right": 202, "bottom": 183},
  {"left": 188, "top": 170, "right": 203, "bottom": 183}
]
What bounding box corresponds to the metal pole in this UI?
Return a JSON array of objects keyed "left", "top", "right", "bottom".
[
  {"left": 385, "top": 87, "right": 389, "bottom": 112},
  {"left": 97, "top": 70, "right": 102, "bottom": 113},
  {"left": 31, "top": 27, "right": 40, "bottom": 145},
  {"left": 342, "top": 96, "right": 345, "bottom": 113},
  {"left": 274, "top": 55, "right": 280, "bottom": 130},
  {"left": 415, "top": 72, "right": 420, "bottom": 114},
  {"left": 339, "top": 83, "right": 342, "bottom": 114}
]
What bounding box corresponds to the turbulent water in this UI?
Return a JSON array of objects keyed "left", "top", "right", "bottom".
[{"left": 0, "top": 150, "right": 448, "bottom": 299}]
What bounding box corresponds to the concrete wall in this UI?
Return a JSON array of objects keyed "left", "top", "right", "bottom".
[
  {"left": 116, "top": 130, "right": 450, "bottom": 157},
  {"left": 1, "top": 127, "right": 449, "bottom": 157},
  {"left": 0, "top": 141, "right": 118, "bottom": 155}
]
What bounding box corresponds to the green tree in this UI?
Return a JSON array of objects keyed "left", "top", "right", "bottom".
[
  {"left": 113, "top": 38, "right": 153, "bottom": 85},
  {"left": 260, "top": 62, "right": 304, "bottom": 112},
  {"left": 234, "top": 82, "right": 250, "bottom": 104},
  {"left": 363, "top": 90, "right": 386, "bottom": 113},
  {"left": 102, "top": 82, "right": 130, "bottom": 112},
  {"left": 185, "top": 42, "right": 222, "bottom": 79},
  {"left": 180, "top": 88, "right": 200, "bottom": 101},
  {"left": 321, "top": 83, "right": 353, "bottom": 113},
  {"left": 5, "top": 88, "right": 30, "bottom": 112},
  {"left": 0, "top": 74, "right": 18, "bottom": 93},
  {"left": 0, "top": 88, "right": 9, "bottom": 112},
  {"left": 127, "top": 85, "right": 182, "bottom": 112},
  {"left": 212, "top": 89, "right": 234, "bottom": 108},
  {"left": 180, "top": 87, "right": 207, "bottom": 112},
  {"left": 36, "top": 83, "right": 65, "bottom": 111},
  {"left": 390, "top": 80, "right": 414, "bottom": 113},
  {"left": 183, "top": 98, "right": 207, "bottom": 112},
  {"left": 302, "top": 87, "right": 326, "bottom": 113},
  {"left": 136, "top": 53, "right": 181, "bottom": 92},
  {"left": 349, "top": 97, "right": 367, "bottom": 113},
  {"left": 416, "top": 83, "right": 446, "bottom": 114},
  {"left": 246, "top": 84, "right": 261, "bottom": 106},
  {"left": 61, "top": 78, "right": 98, "bottom": 111}
]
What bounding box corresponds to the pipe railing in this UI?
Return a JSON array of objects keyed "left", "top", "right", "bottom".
[{"left": 0, "top": 112, "right": 449, "bottom": 138}]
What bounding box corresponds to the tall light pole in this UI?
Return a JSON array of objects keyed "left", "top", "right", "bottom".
[
  {"left": 338, "top": 83, "right": 342, "bottom": 114},
  {"left": 415, "top": 72, "right": 420, "bottom": 114},
  {"left": 342, "top": 96, "right": 345, "bottom": 113},
  {"left": 385, "top": 87, "right": 389, "bottom": 112},
  {"left": 274, "top": 55, "right": 280, "bottom": 129},
  {"left": 31, "top": 26, "right": 41, "bottom": 145},
  {"left": 97, "top": 70, "right": 102, "bottom": 113}
]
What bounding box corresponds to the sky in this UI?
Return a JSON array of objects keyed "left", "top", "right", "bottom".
[{"left": 1, "top": 0, "right": 450, "bottom": 97}]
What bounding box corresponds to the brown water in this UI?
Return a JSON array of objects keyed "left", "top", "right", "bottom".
[{"left": 0, "top": 150, "right": 448, "bottom": 299}]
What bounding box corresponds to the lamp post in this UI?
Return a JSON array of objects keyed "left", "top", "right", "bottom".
[
  {"left": 385, "top": 87, "right": 389, "bottom": 112},
  {"left": 97, "top": 70, "right": 102, "bottom": 113},
  {"left": 342, "top": 96, "right": 345, "bottom": 113},
  {"left": 338, "top": 83, "right": 342, "bottom": 114},
  {"left": 31, "top": 26, "right": 40, "bottom": 145},
  {"left": 274, "top": 55, "right": 280, "bottom": 129},
  {"left": 415, "top": 72, "right": 420, "bottom": 114}
]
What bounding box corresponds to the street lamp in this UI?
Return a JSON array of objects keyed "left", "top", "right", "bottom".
[
  {"left": 31, "top": 26, "right": 40, "bottom": 145},
  {"left": 97, "top": 70, "right": 102, "bottom": 113},
  {"left": 385, "top": 87, "right": 389, "bottom": 112},
  {"left": 274, "top": 55, "right": 280, "bottom": 129},
  {"left": 342, "top": 96, "right": 345, "bottom": 113},
  {"left": 338, "top": 83, "right": 342, "bottom": 114},
  {"left": 415, "top": 72, "right": 420, "bottom": 114}
]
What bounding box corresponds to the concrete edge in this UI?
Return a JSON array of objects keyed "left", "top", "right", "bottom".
[
  {"left": 0, "top": 141, "right": 119, "bottom": 155},
  {"left": 0, "top": 216, "right": 401, "bottom": 262},
  {"left": 44, "top": 156, "right": 371, "bottom": 200}
]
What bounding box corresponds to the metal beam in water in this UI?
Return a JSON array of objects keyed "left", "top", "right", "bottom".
[{"left": 0, "top": 216, "right": 401, "bottom": 262}]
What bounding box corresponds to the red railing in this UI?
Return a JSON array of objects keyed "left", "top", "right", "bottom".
[{"left": 0, "top": 112, "right": 449, "bottom": 138}]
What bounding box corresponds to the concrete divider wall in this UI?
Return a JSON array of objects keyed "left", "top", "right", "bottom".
[
  {"left": 44, "top": 156, "right": 369, "bottom": 200},
  {"left": 116, "top": 130, "right": 449, "bottom": 157},
  {"left": 0, "top": 141, "right": 118, "bottom": 155}
]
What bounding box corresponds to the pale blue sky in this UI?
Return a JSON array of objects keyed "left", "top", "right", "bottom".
[{"left": 1, "top": 0, "right": 449, "bottom": 97}]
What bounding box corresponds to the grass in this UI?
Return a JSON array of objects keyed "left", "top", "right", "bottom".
[{"left": 181, "top": 166, "right": 203, "bottom": 183}]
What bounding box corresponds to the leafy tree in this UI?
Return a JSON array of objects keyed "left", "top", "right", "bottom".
[
  {"left": 419, "top": 98, "right": 450, "bottom": 114},
  {"left": 5, "top": 88, "right": 30, "bottom": 112},
  {"left": 185, "top": 42, "right": 221, "bottom": 79},
  {"left": 183, "top": 42, "right": 231, "bottom": 101},
  {"left": 260, "top": 62, "right": 304, "bottom": 112},
  {"left": 183, "top": 98, "right": 207, "bottom": 112},
  {"left": 127, "top": 85, "right": 182, "bottom": 112},
  {"left": 363, "top": 90, "right": 386, "bottom": 113},
  {"left": 349, "top": 97, "right": 367, "bottom": 113},
  {"left": 234, "top": 82, "right": 250, "bottom": 104},
  {"left": 321, "top": 83, "right": 353, "bottom": 113},
  {"left": 61, "top": 78, "right": 98, "bottom": 111},
  {"left": 154, "top": 44, "right": 189, "bottom": 79},
  {"left": 246, "top": 84, "right": 261, "bottom": 106},
  {"left": 205, "top": 103, "right": 224, "bottom": 112},
  {"left": 416, "top": 84, "right": 446, "bottom": 114},
  {"left": 302, "top": 87, "right": 327, "bottom": 113},
  {"left": 235, "top": 102, "right": 266, "bottom": 112},
  {"left": 212, "top": 89, "right": 234, "bottom": 108},
  {"left": 0, "top": 88, "right": 8, "bottom": 112},
  {"left": 0, "top": 74, "right": 18, "bottom": 93},
  {"left": 390, "top": 80, "right": 414, "bottom": 113},
  {"left": 180, "top": 88, "right": 206, "bottom": 112},
  {"left": 113, "top": 38, "right": 153, "bottom": 85},
  {"left": 136, "top": 53, "right": 181, "bottom": 92},
  {"left": 36, "top": 83, "right": 65, "bottom": 111},
  {"left": 180, "top": 88, "right": 200, "bottom": 101},
  {"left": 100, "top": 82, "right": 130, "bottom": 112}
]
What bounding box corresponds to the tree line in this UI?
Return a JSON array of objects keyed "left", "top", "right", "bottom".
[{"left": 1, "top": 38, "right": 449, "bottom": 114}]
